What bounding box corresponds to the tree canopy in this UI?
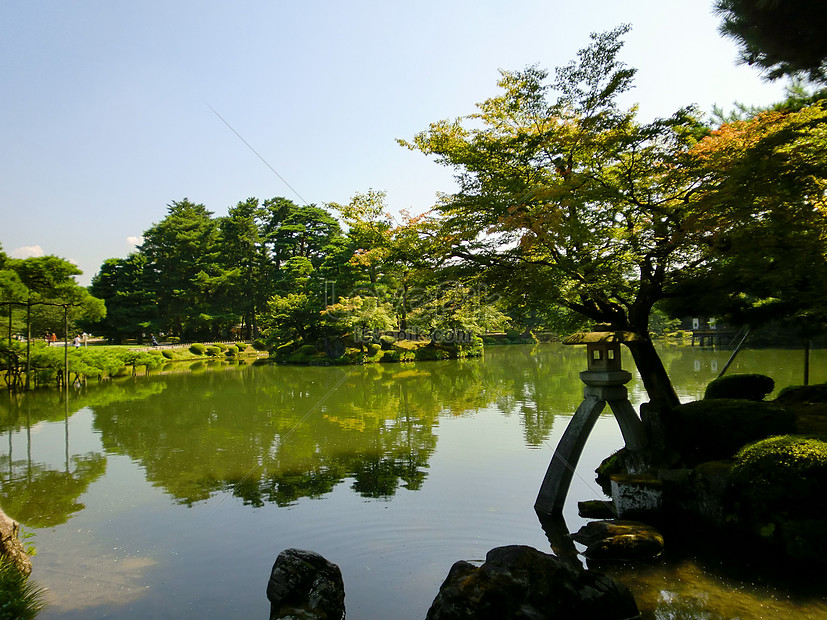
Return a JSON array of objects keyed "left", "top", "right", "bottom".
[
  {"left": 715, "top": 0, "right": 827, "bottom": 82},
  {"left": 401, "top": 26, "right": 827, "bottom": 407}
]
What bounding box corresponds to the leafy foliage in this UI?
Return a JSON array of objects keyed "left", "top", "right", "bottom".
[
  {"left": 0, "top": 557, "right": 45, "bottom": 620},
  {"left": 401, "top": 26, "right": 827, "bottom": 406},
  {"left": 715, "top": 0, "right": 827, "bottom": 82}
]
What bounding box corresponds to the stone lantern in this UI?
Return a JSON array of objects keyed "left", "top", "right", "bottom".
[{"left": 534, "top": 326, "right": 648, "bottom": 516}]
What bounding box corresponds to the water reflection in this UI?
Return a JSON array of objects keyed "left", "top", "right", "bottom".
[
  {"left": 0, "top": 347, "right": 589, "bottom": 521},
  {"left": 2, "top": 344, "right": 826, "bottom": 619},
  {"left": 0, "top": 395, "right": 107, "bottom": 527},
  {"left": 4, "top": 344, "right": 823, "bottom": 525}
]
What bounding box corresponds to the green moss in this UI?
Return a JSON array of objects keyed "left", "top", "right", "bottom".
[
  {"left": 731, "top": 435, "right": 827, "bottom": 516},
  {"left": 704, "top": 374, "right": 775, "bottom": 401},
  {"left": 729, "top": 435, "right": 827, "bottom": 561}
]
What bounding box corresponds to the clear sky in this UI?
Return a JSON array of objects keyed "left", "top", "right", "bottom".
[{"left": 1, "top": 1, "right": 787, "bottom": 285}]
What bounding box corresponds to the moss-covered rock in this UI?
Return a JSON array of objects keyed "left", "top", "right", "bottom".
[
  {"left": 730, "top": 435, "right": 827, "bottom": 518},
  {"left": 704, "top": 373, "right": 775, "bottom": 401},
  {"left": 572, "top": 520, "right": 664, "bottom": 561},
  {"left": 664, "top": 399, "right": 795, "bottom": 466},
  {"left": 728, "top": 435, "right": 827, "bottom": 562}
]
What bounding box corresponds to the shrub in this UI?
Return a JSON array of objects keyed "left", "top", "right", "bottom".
[
  {"left": 235, "top": 342, "right": 247, "bottom": 352},
  {"left": 205, "top": 346, "right": 221, "bottom": 357},
  {"left": 162, "top": 350, "right": 175, "bottom": 360},
  {"left": 214, "top": 343, "right": 228, "bottom": 352},
  {"left": 252, "top": 339, "right": 267, "bottom": 351},
  {"left": 225, "top": 346, "right": 238, "bottom": 357},
  {"left": 704, "top": 374, "right": 775, "bottom": 401},
  {"left": 379, "top": 335, "right": 396, "bottom": 349},
  {"left": 368, "top": 343, "right": 381, "bottom": 355},
  {"left": 775, "top": 383, "right": 827, "bottom": 403},
  {"left": 0, "top": 556, "right": 45, "bottom": 620},
  {"left": 299, "top": 344, "right": 317, "bottom": 356},
  {"left": 189, "top": 343, "right": 207, "bottom": 355},
  {"left": 415, "top": 345, "right": 451, "bottom": 361},
  {"left": 664, "top": 399, "right": 795, "bottom": 466},
  {"left": 167, "top": 336, "right": 180, "bottom": 344},
  {"left": 505, "top": 329, "right": 521, "bottom": 341},
  {"left": 729, "top": 435, "right": 827, "bottom": 561}
]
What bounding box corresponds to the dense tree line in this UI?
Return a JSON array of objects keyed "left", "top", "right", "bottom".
[
  {"left": 0, "top": 247, "right": 105, "bottom": 389},
  {"left": 87, "top": 193, "right": 519, "bottom": 348},
  {"left": 89, "top": 197, "right": 354, "bottom": 343}
]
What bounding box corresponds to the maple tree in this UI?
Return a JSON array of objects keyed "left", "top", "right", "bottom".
[{"left": 401, "top": 26, "right": 827, "bottom": 410}]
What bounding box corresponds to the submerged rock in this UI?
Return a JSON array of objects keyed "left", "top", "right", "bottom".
[
  {"left": 426, "top": 544, "right": 639, "bottom": 619},
  {"left": 573, "top": 520, "right": 664, "bottom": 561},
  {"left": 578, "top": 499, "right": 618, "bottom": 520},
  {"left": 266, "top": 548, "right": 345, "bottom": 620}
]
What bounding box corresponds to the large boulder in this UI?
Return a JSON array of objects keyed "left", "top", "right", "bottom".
[
  {"left": 266, "top": 549, "right": 345, "bottom": 620},
  {"left": 426, "top": 545, "right": 639, "bottom": 620}
]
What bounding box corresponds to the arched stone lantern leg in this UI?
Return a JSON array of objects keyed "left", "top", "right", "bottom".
[{"left": 535, "top": 327, "right": 648, "bottom": 516}]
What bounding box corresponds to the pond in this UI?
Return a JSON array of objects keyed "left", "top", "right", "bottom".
[{"left": 2, "top": 344, "right": 826, "bottom": 619}]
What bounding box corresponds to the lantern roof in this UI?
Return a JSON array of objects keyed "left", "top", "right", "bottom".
[{"left": 562, "top": 328, "right": 642, "bottom": 345}]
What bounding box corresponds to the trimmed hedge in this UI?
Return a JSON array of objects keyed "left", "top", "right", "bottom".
[
  {"left": 189, "top": 343, "right": 207, "bottom": 355},
  {"left": 162, "top": 350, "right": 175, "bottom": 360},
  {"left": 205, "top": 346, "right": 221, "bottom": 357},
  {"left": 729, "top": 435, "right": 827, "bottom": 562},
  {"left": 665, "top": 399, "right": 795, "bottom": 465},
  {"left": 704, "top": 373, "right": 775, "bottom": 401}
]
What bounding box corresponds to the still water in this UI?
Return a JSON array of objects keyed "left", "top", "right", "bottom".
[{"left": 2, "top": 344, "right": 826, "bottom": 619}]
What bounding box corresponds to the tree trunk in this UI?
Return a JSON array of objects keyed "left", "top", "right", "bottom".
[{"left": 624, "top": 336, "right": 680, "bottom": 410}]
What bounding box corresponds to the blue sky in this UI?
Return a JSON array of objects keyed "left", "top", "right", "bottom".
[{"left": 2, "top": 1, "right": 787, "bottom": 285}]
